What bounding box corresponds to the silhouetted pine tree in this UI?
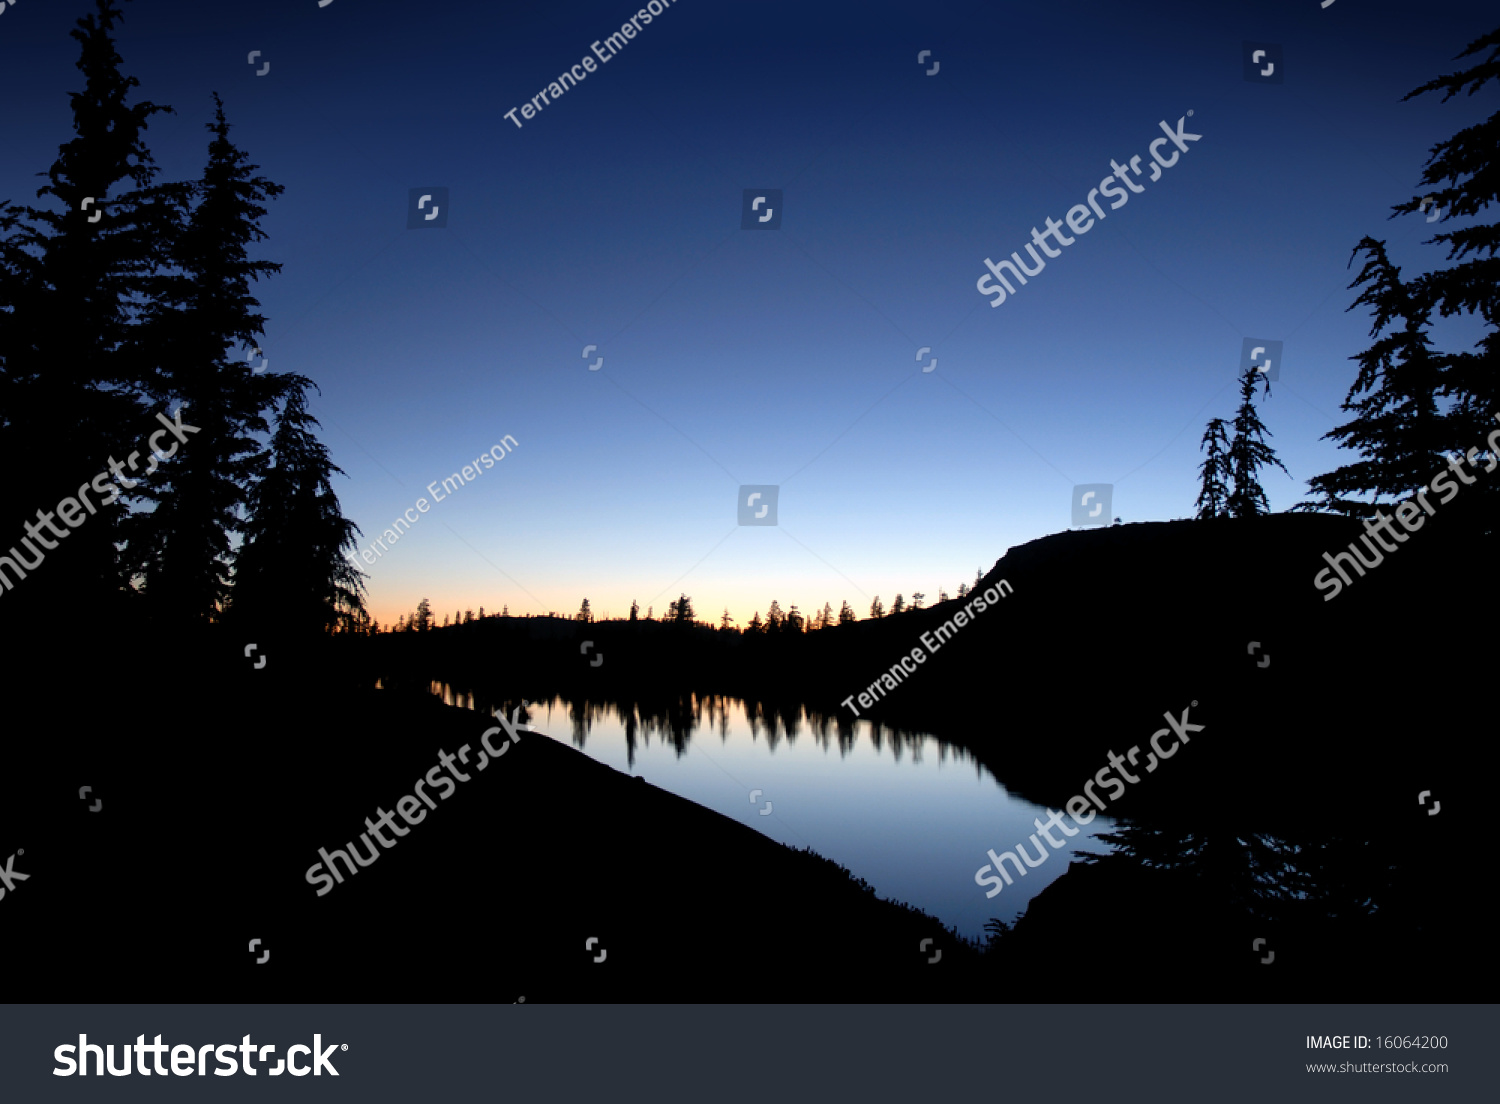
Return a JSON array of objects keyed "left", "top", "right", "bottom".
[
  {"left": 1226, "top": 368, "right": 1290, "bottom": 517},
  {"left": 127, "top": 94, "right": 286, "bottom": 626},
  {"left": 869, "top": 596, "right": 884, "bottom": 619},
  {"left": 228, "top": 381, "right": 365, "bottom": 634},
  {"left": 1300, "top": 239, "right": 1452, "bottom": 515},
  {"left": 838, "top": 599, "right": 856, "bottom": 624},
  {"left": 1194, "top": 417, "right": 1232, "bottom": 519},
  {"left": 1300, "top": 27, "right": 1499, "bottom": 527},
  {"left": 1399, "top": 26, "right": 1500, "bottom": 453},
  {"left": 0, "top": 0, "right": 177, "bottom": 623}
]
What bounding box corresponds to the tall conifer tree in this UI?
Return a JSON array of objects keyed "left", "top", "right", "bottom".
[
  {"left": 229, "top": 381, "right": 366, "bottom": 634},
  {"left": 1226, "top": 368, "right": 1290, "bottom": 518},
  {"left": 1300, "top": 27, "right": 1499, "bottom": 529},
  {"left": 1401, "top": 27, "right": 1500, "bottom": 435},
  {"left": 128, "top": 94, "right": 286, "bottom": 625},
  {"left": 0, "top": 0, "right": 177, "bottom": 622},
  {"left": 1302, "top": 240, "right": 1450, "bottom": 514},
  {"left": 1194, "top": 417, "right": 1232, "bottom": 519}
]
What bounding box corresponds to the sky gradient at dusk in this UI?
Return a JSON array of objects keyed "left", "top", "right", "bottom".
[{"left": 2, "top": 0, "right": 1492, "bottom": 625}]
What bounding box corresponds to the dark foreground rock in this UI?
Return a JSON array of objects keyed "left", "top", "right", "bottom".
[
  {"left": 6, "top": 508, "right": 1494, "bottom": 1001},
  {"left": 3, "top": 650, "right": 980, "bottom": 1002}
]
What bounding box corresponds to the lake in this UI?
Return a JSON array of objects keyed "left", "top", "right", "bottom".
[{"left": 425, "top": 682, "right": 1114, "bottom": 940}]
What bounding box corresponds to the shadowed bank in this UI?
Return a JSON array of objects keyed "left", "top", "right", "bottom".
[
  {"left": 5, "top": 512, "right": 1491, "bottom": 1001},
  {"left": 2, "top": 2, "right": 1496, "bottom": 1007}
]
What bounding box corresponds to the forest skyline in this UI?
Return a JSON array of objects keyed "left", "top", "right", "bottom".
[{"left": 2, "top": 0, "right": 1495, "bottom": 630}]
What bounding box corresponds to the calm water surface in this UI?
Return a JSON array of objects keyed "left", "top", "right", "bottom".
[{"left": 427, "top": 683, "right": 1113, "bottom": 939}]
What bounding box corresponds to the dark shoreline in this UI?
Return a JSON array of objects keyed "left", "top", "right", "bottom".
[{"left": 5, "top": 513, "right": 1493, "bottom": 1001}]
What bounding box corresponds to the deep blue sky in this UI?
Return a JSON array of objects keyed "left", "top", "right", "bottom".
[{"left": 2, "top": 0, "right": 1493, "bottom": 625}]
